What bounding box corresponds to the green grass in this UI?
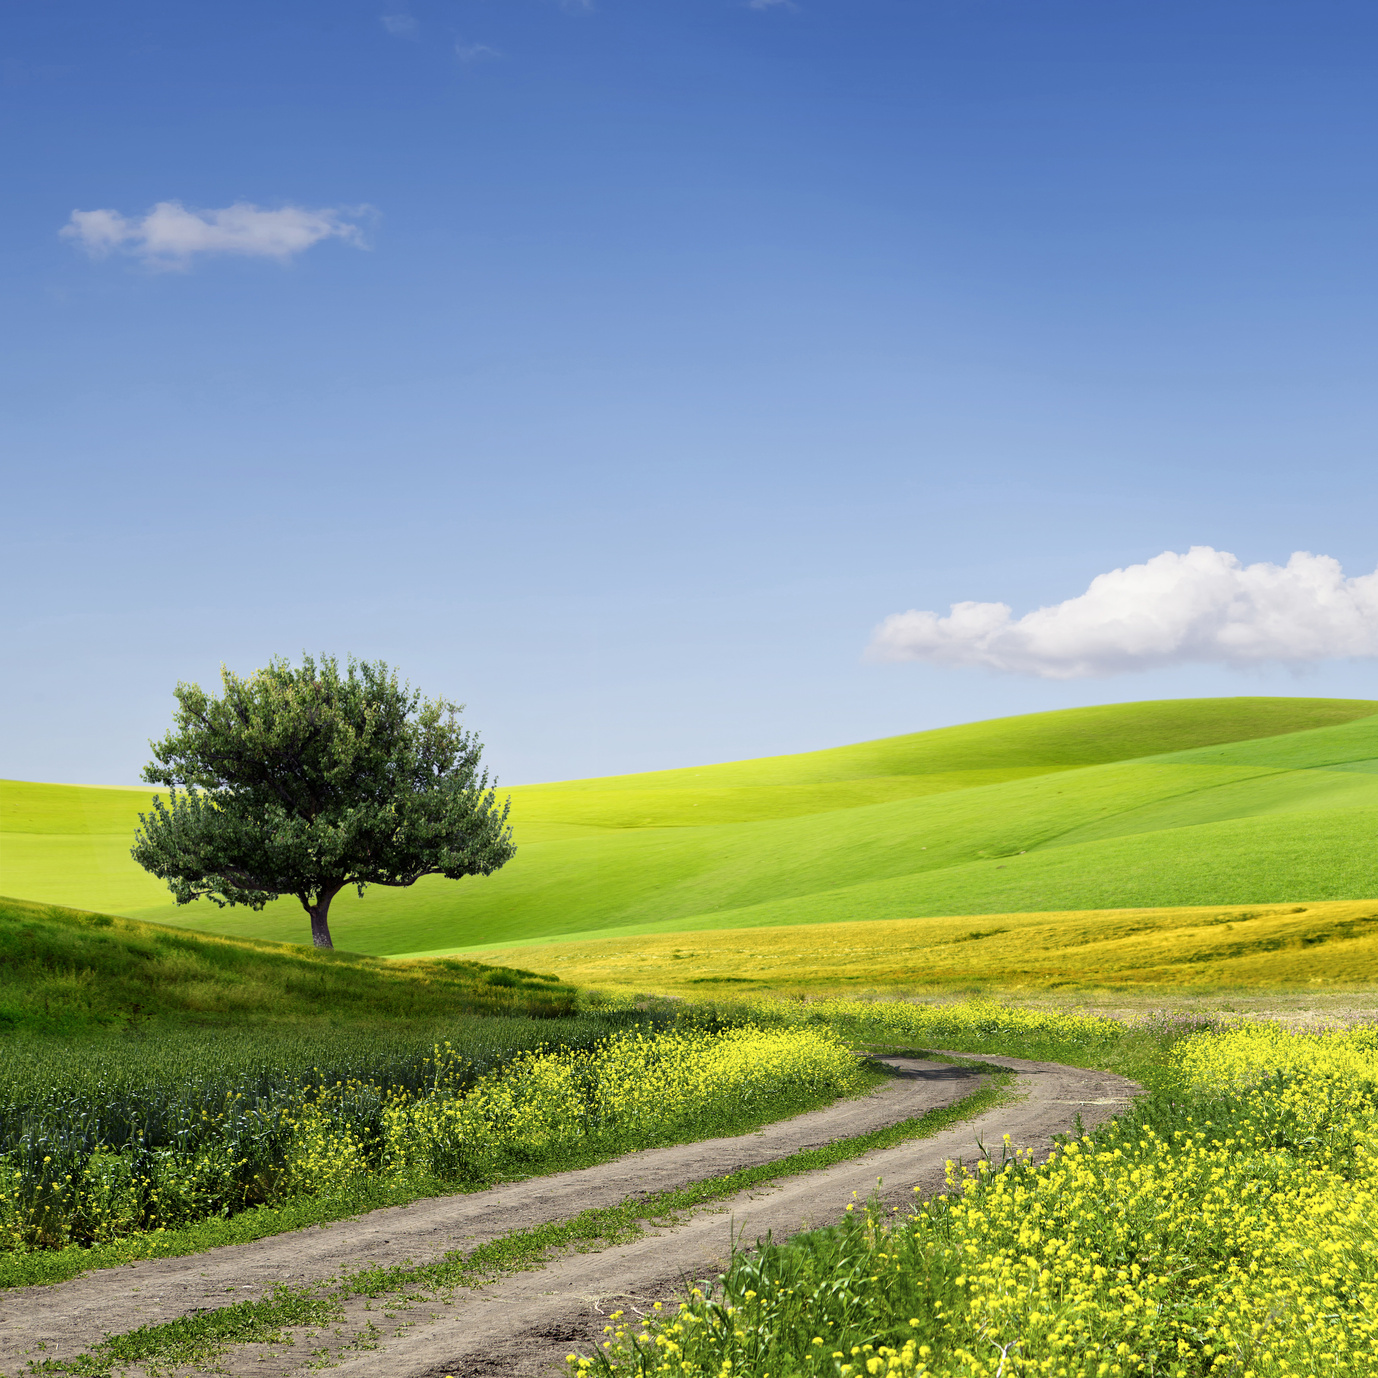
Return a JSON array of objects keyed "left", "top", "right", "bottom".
[
  {"left": 0, "top": 924, "right": 639, "bottom": 1279},
  {"left": 19, "top": 1004, "right": 1206, "bottom": 1375},
  {"left": 0, "top": 919, "right": 867, "bottom": 1284},
  {"left": 0, "top": 895, "right": 577, "bottom": 1036},
  {"left": 4, "top": 696, "right": 1378, "bottom": 958}
]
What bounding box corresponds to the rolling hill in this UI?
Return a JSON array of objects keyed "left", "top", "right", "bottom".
[
  {"left": 3, "top": 696, "right": 1378, "bottom": 958},
  {"left": 0, "top": 894, "right": 575, "bottom": 1036}
]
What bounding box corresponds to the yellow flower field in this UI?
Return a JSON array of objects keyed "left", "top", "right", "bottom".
[
  {"left": 484, "top": 899, "right": 1378, "bottom": 994},
  {"left": 761, "top": 996, "right": 1125, "bottom": 1052},
  {"left": 376, "top": 1024, "right": 864, "bottom": 1185},
  {"left": 0, "top": 1024, "right": 862, "bottom": 1253},
  {"left": 588, "top": 1016, "right": 1378, "bottom": 1378}
]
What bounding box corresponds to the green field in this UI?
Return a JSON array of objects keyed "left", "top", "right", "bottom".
[
  {"left": 4, "top": 696, "right": 1378, "bottom": 958},
  {"left": 0, "top": 895, "right": 577, "bottom": 1036}
]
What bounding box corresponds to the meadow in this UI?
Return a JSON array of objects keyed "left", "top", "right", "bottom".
[
  {"left": 6, "top": 696, "right": 1378, "bottom": 960},
  {"left": 0, "top": 897, "right": 885, "bottom": 1294},
  {"left": 0, "top": 1020, "right": 862, "bottom": 1262},
  {"left": 490, "top": 899, "right": 1378, "bottom": 996},
  {"left": 0, "top": 895, "right": 578, "bottom": 1036},
  {"left": 588, "top": 1011, "right": 1378, "bottom": 1378},
  {"left": 7, "top": 935, "right": 1378, "bottom": 1375}
]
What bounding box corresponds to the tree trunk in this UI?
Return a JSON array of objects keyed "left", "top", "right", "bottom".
[{"left": 304, "top": 885, "right": 343, "bottom": 949}]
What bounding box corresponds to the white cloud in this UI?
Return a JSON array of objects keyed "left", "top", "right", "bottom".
[
  {"left": 380, "top": 12, "right": 418, "bottom": 37},
  {"left": 60, "top": 201, "right": 372, "bottom": 268},
  {"left": 868, "top": 547, "right": 1378, "bottom": 679},
  {"left": 748, "top": 0, "right": 798, "bottom": 9},
  {"left": 455, "top": 38, "right": 499, "bottom": 62}
]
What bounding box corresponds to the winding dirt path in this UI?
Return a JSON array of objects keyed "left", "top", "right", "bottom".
[{"left": 0, "top": 1055, "right": 1138, "bottom": 1378}]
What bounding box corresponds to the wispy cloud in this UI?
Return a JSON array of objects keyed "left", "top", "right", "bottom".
[
  {"left": 748, "top": 0, "right": 798, "bottom": 10},
  {"left": 868, "top": 546, "right": 1378, "bottom": 678},
  {"left": 60, "top": 201, "right": 372, "bottom": 269},
  {"left": 455, "top": 38, "right": 499, "bottom": 63},
  {"left": 380, "top": 12, "right": 418, "bottom": 37}
]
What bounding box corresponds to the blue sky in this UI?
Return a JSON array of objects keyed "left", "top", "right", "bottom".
[{"left": 4, "top": 0, "right": 1378, "bottom": 787}]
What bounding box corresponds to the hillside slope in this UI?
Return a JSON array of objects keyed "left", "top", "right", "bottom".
[
  {"left": 0, "top": 895, "right": 574, "bottom": 1035},
  {"left": 490, "top": 898, "right": 1378, "bottom": 993},
  {"left": 3, "top": 696, "right": 1377, "bottom": 955}
]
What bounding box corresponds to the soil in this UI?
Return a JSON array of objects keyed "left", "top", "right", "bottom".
[{"left": 0, "top": 1054, "right": 1138, "bottom": 1378}]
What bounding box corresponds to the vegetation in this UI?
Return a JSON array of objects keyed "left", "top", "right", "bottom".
[
  {"left": 494, "top": 899, "right": 1378, "bottom": 995},
  {"left": 14, "top": 1074, "right": 1009, "bottom": 1366},
  {"left": 0, "top": 1019, "right": 863, "bottom": 1262},
  {"left": 131, "top": 653, "right": 514, "bottom": 948},
  {"left": 0, "top": 896, "right": 576, "bottom": 1036},
  {"left": 757, "top": 997, "right": 1129, "bottom": 1064},
  {"left": 10, "top": 695, "right": 1378, "bottom": 1374},
  {"left": 586, "top": 1016, "right": 1378, "bottom": 1378},
  {"left": 10, "top": 982, "right": 1378, "bottom": 1375},
  {"left": 5, "top": 697, "right": 1378, "bottom": 959}
]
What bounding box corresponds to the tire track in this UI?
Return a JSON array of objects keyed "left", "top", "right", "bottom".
[
  {"left": 0, "top": 1057, "right": 985, "bottom": 1370},
  {"left": 310, "top": 1054, "right": 1137, "bottom": 1378}
]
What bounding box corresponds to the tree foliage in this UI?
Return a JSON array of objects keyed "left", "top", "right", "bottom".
[{"left": 132, "top": 654, "right": 515, "bottom": 948}]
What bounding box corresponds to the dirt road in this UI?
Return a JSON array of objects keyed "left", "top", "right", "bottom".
[{"left": 0, "top": 1054, "right": 1138, "bottom": 1378}]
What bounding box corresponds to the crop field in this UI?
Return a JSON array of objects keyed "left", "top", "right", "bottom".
[
  {"left": 488, "top": 898, "right": 1378, "bottom": 995},
  {"left": 590, "top": 1012, "right": 1378, "bottom": 1378},
  {"left": 0, "top": 1021, "right": 862, "bottom": 1265},
  {"left": 6, "top": 696, "right": 1378, "bottom": 959}
]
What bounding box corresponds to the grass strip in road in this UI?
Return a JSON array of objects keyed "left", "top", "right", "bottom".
[
  {"left": 21, "top": 1058, "right": 1012, "bottom": 1378},
  {"left": 19, "top": 1288, "right": 343, "bottom": 1378},
  {"left": 350, "top": 1056, "right": 1012, "bottom": 1296}
]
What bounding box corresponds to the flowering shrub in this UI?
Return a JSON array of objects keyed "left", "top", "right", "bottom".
[
  {"left": 585, "top": 1022, "right": 1378, "bottom": 1378},
  {"left": 0, "top": 1025, "right": 861, "bottom": 1252}
]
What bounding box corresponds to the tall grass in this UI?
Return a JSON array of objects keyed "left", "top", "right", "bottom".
[
  {"left": 738, "top": 996, "right": 1176, "bottom": 1080},
  {"left": 0, "top": 1011, "right": 641, "bottom": 1250}
]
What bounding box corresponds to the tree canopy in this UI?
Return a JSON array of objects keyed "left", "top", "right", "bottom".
[{"left": 132, "top": 654, "right": 515, "bottom": 948}]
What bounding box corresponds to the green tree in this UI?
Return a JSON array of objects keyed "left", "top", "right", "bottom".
[{"left": 132, "top": 654, "right": 515, "bottom": 949}]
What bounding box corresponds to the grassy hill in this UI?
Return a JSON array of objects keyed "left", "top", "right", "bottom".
[
  {"left": 0, "top": 895, "right": 576, "bottom": 1036},
  {"left": 3, "top": 696, "right": 1378, "bottom": 958}
]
